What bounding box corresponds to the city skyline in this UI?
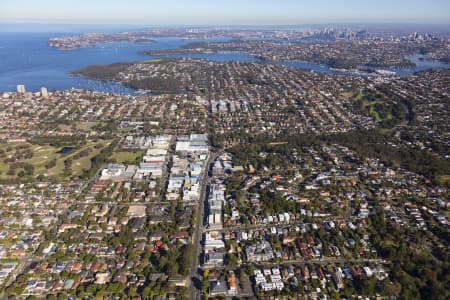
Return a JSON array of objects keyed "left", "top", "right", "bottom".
[{"left": 1, "top": 0, "right": 449, "bottom": 25}]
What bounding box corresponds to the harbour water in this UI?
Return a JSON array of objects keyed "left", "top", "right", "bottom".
[
  {"left": 0, "top": 25, "right": 448, "bottom": 94},
  {"left": 0, "top": 30, "right": 228, "bottom": 94}
]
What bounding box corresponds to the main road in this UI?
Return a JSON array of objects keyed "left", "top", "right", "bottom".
[{"left": 189, "top": 151, "right": 219, "bottom": 300}]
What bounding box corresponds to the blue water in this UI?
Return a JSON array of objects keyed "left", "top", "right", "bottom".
[
  {"left": 0, "top": 28, "right": 230, "bottom": 93},
  {"left": 58, "top": 147, "right": 74, "bottom": 154},
  {"left": 0, "top": 25, "right": 449, "bottom": 94},
  {"left": 394, "top": 54, "right": 450, "bottom": 76}
]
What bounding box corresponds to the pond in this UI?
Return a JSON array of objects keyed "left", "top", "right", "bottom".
[{"left": 58, "top": 147, "right": 73, "bottom": 154}]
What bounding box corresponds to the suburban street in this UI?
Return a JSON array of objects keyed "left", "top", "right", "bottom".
[{"left": 201, "top": 258, "right": 390, "bottom": 271}]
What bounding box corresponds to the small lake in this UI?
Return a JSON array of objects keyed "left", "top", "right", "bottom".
[{"left": 58, "top": 147, "right": 73, "bottom": 154}]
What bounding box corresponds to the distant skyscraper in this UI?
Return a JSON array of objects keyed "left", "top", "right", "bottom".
[
  {"left": 41, "top": 87, "right": 48, "bottom": 98},
  {"left": 16, "top": 84, "right": 26, "bottom": 94}
]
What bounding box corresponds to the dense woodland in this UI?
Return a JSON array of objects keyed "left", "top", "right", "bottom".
[{"left": 71, "top": 63, "right": 133, "bottom": 81}]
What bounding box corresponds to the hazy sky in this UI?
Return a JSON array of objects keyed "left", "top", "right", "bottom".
[{"left": 1, "top": 0, "right": 449, "bottom": 25}]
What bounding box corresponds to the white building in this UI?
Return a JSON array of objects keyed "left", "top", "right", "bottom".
[
  {"left": 41, "top": 87, "right": 48, "bottom": 98},
  {"left": 16, "top": 84, "right": 26, "bottom": 94}
]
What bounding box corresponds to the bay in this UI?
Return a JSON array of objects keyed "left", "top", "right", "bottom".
[
  {"left": 0, "top": 26, "right": 229, "bottom": 94},
  {"left": 0, "top": 25, "right": 448, "bottom": 94}
]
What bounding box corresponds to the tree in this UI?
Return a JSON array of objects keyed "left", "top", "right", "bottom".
[
  {"left": 225, "top": 253, "right": 238, "bottom": 267},
  {"left": 178, "top": 244, "right": 193, "bottom": 276},
  {"left": 142, "top": 286, "right": 152, "bottom": 299},
  {"left": 95, "top": 289, "right": 104, "bottom": 299},
  {"left": 380, "top": 279, "right": 401, "bottom": 298},
  {"left": 168, "top": 260, "right": 179, "bottom": 276},
  {"left": 127, "top": 287, "right": 137, "bottom": 297},
  {"left": 57, "top": 293, "right": 67, "bottom": 300},
  {"left": 201, "top": 270, "right": 209, "bottom": 294}
]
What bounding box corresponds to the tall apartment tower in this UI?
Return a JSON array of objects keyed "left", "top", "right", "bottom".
[
  {"left": 41, "top": 87, "right": 48, "bottom": 98},
  {"left": 16, "top": 84, "right": 26, "bottom": 94}
]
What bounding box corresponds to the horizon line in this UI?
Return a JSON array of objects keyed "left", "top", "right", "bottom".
[{"left": 1, "top": 21, "right": 450, "bottom": 27}]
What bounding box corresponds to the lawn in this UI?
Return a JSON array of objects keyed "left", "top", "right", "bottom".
[
  {"left": 118, "top": 127, "right": 136, "bottom": 134},
  {"left": 110, "top": 151, "right": 144, "bottom": 164},
  {"left": 70, "top": 140, "right": 113, "bottom": 175},
  {"left": 437, "top": 175, "right": 450, "bottom": 185},
  {"left": 58, "top": 121, "right": 99, "bottom": 132},
  {"left": 367, "top": 102, "right": 393, "bottom": 122},
  {"left": 340, "top": 91, "right": 354, "bottom": 98},
  {"left": 355, "top": 96, "right": 393, "bottom": 122},
  {"left": 353, "top": 90, "right": 364, "bottom": 101},
  {"left": 0, "top": 139, "right": 113, "bottom": 181}
]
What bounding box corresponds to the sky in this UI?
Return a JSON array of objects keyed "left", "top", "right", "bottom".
[{"left": 1, "top": 0, "right": 449, "bottom": 25}]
